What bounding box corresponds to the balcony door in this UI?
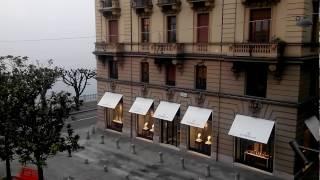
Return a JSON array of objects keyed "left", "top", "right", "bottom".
[
  {"left": 197, "top": 13, "right": 209, "bottom": 43},
  {"left": 249, "top": 8, "right": 271, "bottom": 43},
  {"left": 167, "top": 16, "right": 176, "bottom": 43},
  {"left": 109, "top": 20, "right": 118, "bottom": 43}
]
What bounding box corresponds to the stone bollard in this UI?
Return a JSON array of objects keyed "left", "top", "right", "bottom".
[
  {"left": 86, "top": 131, "right": 90, "bottom": 140},
  {"left": 100, "top": 135, "right": 104, "bottom": 144},
  {"left": 131, "top": 144, "right": 136, "bottom": 154},
  {"left": 84, "top": 159, "right": 89, "bottom": 164},
  {"left": 103, "top": 165, "right": 108, "bottom": 172},
  {"left": 205, "top": 165, "right": 210, "bottom": 177},
  {"left": 235, "top": 172, "right": 240, "bottom": 180},
  {"left": 180, "top": 158, "right": 185, "bottom": 169},
  {"left": 116, "top": 138, "right": 120, "bottom": 149},
  {"left": 158, "top": 152, "right": 163, "bottom": 163},
  {"left": 92, "top": 126, "right": 96, "bottom": 134}
]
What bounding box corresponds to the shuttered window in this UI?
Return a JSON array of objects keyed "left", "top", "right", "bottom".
[
  {"left": 109, "top": 20, "right": 118, "bottom": 43},
  {"left": 249, "top": 9, "right": 271, "bottom": 42},
  {"left": 197, "top": 13, "right": 209, "bottom": 43},
  {"left": 166, "top": 64, "right": 176, "bottom": 86}
]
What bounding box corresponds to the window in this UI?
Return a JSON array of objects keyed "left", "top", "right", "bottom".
[
  {"left": 109, "top": 20, "right": 118, "bottom": 43},
  {"left": 249, "top": 9, "right": 271, "bottom": 42},
  {"left": 106, "top": 101, "right": 123, "bottom": 132},
  {"left": 167, "top": 16, "right": 176, "bottom": 43},
  {"left": 166, "top": 64, "right": 176, "bottom": 86},
  {"left": 160, "top": 110, "right": 180, "bottom": 147},
  {"left": 195, "top": 65, "right": 207, "bottom": 90},
  {"left": 197, "top": 13, "right": 209, "bottom": 43},
  {"left": 141, "top": 62, "right": 149, "bottom": 83},
  {"left": 109, "top": 60, "right": 118, "bottom": 79},
  {"left": 141, "top": 18, "right": 150, "bottom": 43},
  {"left": 245, "top": 63, "right": 267, "bottom": 98},
  {"left": 189, "top": 119, "right": 212, "bottom": 156},
  {"left": 235, "top": 133, "right": 274, "bottom": 172}
]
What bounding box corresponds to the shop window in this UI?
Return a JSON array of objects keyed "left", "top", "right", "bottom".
[
  {"left": 197, "top": 13, "right": 209, "bottom": 43},
  {"left": 106, "top": 100, "right": 123, "bottom": 132},
  {"left": 141, "top": 62, "right": 149, "bottom": 83},
  {"left": 109, "top": 60, "right": 118, "bottom": 79},
  {"left": 166, "top": 64, "right": 176, "bottom": 86},
  {"left": 249, "top": 8, "right": 271, "bottom": 42},
  {"left": 136, "top": 106, "right": 154, "bottom": 140},
  {"left": 245, "top": 63, "right": 267, "bottom": 98},
  {"left": 167, "top": 16, "right": 176, "bottom": 43},
  {"left": 109, "top": 20, "right": 118, "bottom": 43},
  {"left": 195, "top": 65, "right": 207, "bottom": 90},
  {"left": 141, "top": 18, "right": 150, "bottom": 43},
  {"left": 189, "top": 119, "right": 212, "bottom": 156},
  {"left": 235, "top": 133, "right": 274, "bottom": 172},
  {"left": 160, "top": 110, "right": 180, "bottom": 147}
]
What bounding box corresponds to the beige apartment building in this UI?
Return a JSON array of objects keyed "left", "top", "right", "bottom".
[{"left": 94, "top": 0, "right": 319, "bottom": 179}]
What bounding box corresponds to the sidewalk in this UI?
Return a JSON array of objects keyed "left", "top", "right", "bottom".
[{"left": 73, "top": 128, "right": 280, "bottom": 180}]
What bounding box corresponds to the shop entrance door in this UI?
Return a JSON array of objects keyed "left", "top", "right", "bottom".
[{"left": 160, "top": 114, "right": 180, "bottom": 147}]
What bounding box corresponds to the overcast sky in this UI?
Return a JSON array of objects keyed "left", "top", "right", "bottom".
[
  {"left": 0, "top": 0, "right": 96, "bottom": 69},
  {"left": 0, "top": 0, "right": 97, "bottom": 94}
]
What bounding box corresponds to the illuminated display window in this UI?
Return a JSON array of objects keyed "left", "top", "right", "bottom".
[
  {"left": 136, "top": 107, "right": 154, "bottom": 140},
  {"left": 106, "top": 100, "right": 123, "bottom": 132},
  {"left": 189, "top": 120, "right": 212, "bottom": 156},
  {"left": 235, "top": 133, "right": 274, "bottom": 172}
]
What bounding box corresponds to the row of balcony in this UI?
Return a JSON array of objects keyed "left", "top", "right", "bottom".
[
  {"left": 100, "top": 0, "right": 277, "bottom": 17},
  {"left": 95, "top": 42, "right": 285, "bottom": 59}
]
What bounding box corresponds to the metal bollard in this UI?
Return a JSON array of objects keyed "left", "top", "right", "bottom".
[
  {"left": 205, "top": 165, "right": 210, "bottom": 177},
  {"left": 100, "top": 135, "right": 104, "bottom": 144},
  {"left": 92, "top": 126, "right": 96, "bottom": 134},
  {"left": 180, "top": 158, "right": 185, "bottom": 169},
  {"left": 158, "top": 152, "right": 163, "bottom": 163},
  {"left": 103, "top": 165, "right": 108, "bottom": 172},
  {"left": 131, "top": 144, "right": 136, "bottom": 154},
  {"left": 116, "top": 138, "right": 120, "bottom": 149},
  {"left": 235, "top": 172, "right": 240, "bottom": 180},
  {"left": 86, "top": 131, "right": 90, "bottom": 140},
  {"left": 84, "top": 159, "right": 89, "bottom": 164}
]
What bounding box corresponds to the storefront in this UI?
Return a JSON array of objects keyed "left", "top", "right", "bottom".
[
  {"left": 228, "top": 114, "right": 275, "bottom": 172},
  {"left": 153, "top": 101, "right": 181, "bottom": 147},
  {"left": 98, "top": 92, "right": 124, "bottom": 132},
  {"left": 181, "top": 106, "right": 213, "bottom": 156},
  {"left": 129, "top": 97, "right": 154, "bottom": 140}
]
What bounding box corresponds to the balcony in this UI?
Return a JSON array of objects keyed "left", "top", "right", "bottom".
[
  {"left": 99, "top": 0, "right": 121, "bottom": 18},
  {"left": 157, "top": 0, "right": 181, "bottom": 14},
  {"left": 241, "top": 0, "right": 280, "bottom": 7},
  {"left": 227, "top": 43, "right": 286, "bottom": 58},
  {"left": 186, "top": 0, "right": 214, "bottom": 11},
  {"left": 95, "top": 41, "right": 124, "bottom": 55},
  {"left": 133, "top": 0, "right": 153, "bottom": 16},
  {"left": 184, "top": 43, "right": 221, "bottom": 55},
  {"left": 149, "top": 43, "right": 184, "bottom": 57}
]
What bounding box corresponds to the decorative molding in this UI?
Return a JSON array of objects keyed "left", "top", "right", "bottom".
[
  {"left": 141, "top": 83, "right": 148, "bottom": 97},
  {"left": 166, "top": 88, "right": 175, "bottom": 100},
  {"left": 249, "top": 100, "right": 263, "bottom": 115},
  {"left": 197, "top": 92, "right": 205, "bottom": 105},
  {"left": 110, "top": 80, "right": 116, "bottom": 91},
  {"left": 241, "top": 0, "right": 280, "bottom": 7},
  {"left": 187, "top": 0, "right": 214, "bottom": 11}
]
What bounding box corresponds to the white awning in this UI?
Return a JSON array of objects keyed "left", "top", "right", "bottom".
[
  {"left": 181, "top": 106, "right": 212, "bottom": 128},
  {"left": 305, "top": 116, "right": 320, "bottom": 141},
  {"left": 97, "top": 92, "right": 123, "bottom": 109},
  {"left": 129, "top": 97, "right": 154, "bottom": 115},
  {"left": 153, "top": 101, "right": 180, "bottom": 121},
  {"left": 228, "top": 114, "right": 275, "bottom": 144}
]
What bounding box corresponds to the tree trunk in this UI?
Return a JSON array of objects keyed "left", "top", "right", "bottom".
[
  {"left": 37, "top": 164, "right": 44, "bottom": 180},
  {"left": 74, "top": 95, "right": 80, "bottom": 111},
  {"left": 5, "top": 157, "right": 11, "bottom": 180}
]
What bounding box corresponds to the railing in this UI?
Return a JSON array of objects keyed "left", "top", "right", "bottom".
[
  {"left": 227, "top": 43, "right": 280, "bottom": 58},
  {"left": 183, "top": 43, "right": 222, "bottom": 55},
  {"left": 79, "top": 94, "right": 97, "bottom": 102},
  {"left": 134, "top": 0, "right": 152, "bottom": 8},
  {"left": 158, "top": 0, "right": 179, "bottom": 5},
  {"left": 95, "top": 42, "right": 124, "bottom": 53},
  {"left": 150, "top": 43, "right": 184, "bottom": 55}
]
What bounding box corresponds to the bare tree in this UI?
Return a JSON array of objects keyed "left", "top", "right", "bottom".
[{"left": 61, "top": 68, "right": 96, "bottom": 110}]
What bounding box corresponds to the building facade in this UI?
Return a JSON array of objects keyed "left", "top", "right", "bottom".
[{"left": 94, "top": 0, "right": 319, "bottom": 179}]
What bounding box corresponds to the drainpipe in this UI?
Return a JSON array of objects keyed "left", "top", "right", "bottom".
[
  {"left": 130, "top": 0, "right": 133, "bottom": 140},
  {"left": 216, "top": 0, "right": 224, "bottom": 161}
]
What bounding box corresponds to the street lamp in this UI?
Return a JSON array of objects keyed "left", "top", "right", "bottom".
[{"left": 289, "top": 140, "right": 319, "bottom": 165}]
